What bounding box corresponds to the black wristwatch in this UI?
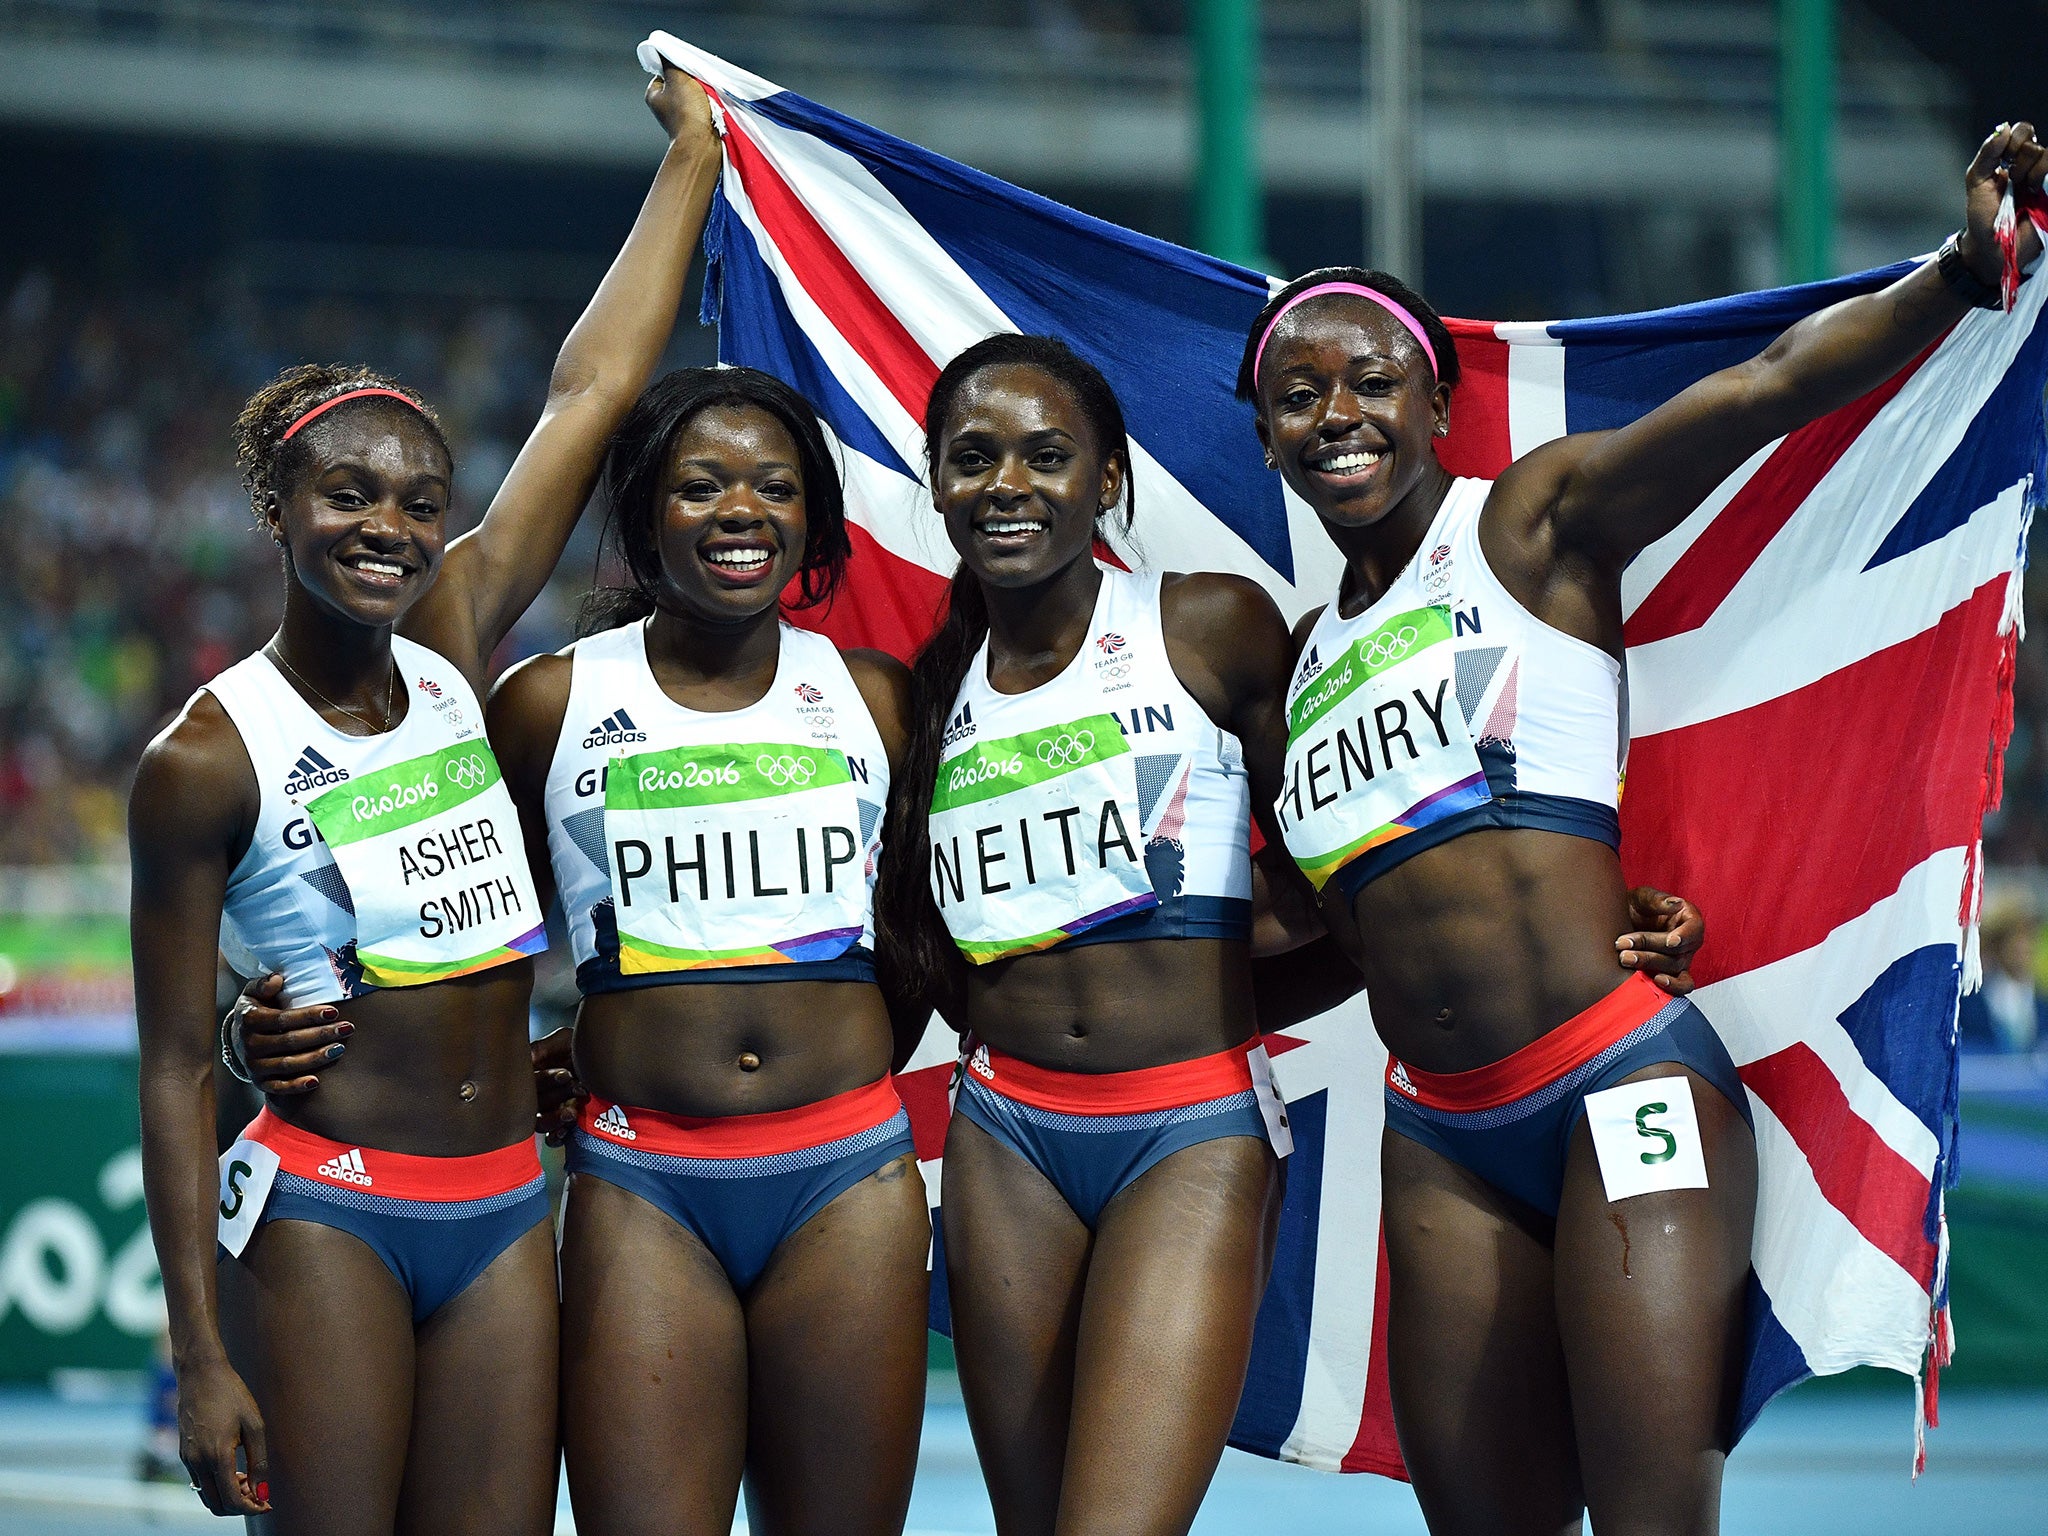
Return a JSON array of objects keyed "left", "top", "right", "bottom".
[{"left": 1936, "top": 233, "right": 2003, "bottom": 310}]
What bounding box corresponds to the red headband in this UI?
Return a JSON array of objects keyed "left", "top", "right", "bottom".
[{"left": 280, "top": 387, "right": 424, "bottom": 442}]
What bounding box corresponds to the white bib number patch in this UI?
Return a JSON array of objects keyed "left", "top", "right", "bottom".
[
  {"left": 216, "top": 1139, "right": 282, "bottom": 1258},
  {"left": 1583, "top": 1075, "right": 1709, "bottom": 1202},
  {"left": 1247, "top": 1042, "right": 1294, "bottom": 1158}
]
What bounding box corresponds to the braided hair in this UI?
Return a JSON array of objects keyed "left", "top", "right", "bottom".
[{"left": 232, "top": 363, "right": 450, "bottom": 527}]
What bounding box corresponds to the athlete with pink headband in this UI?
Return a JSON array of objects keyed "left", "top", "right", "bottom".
[
  {"left": 877, "top": 333, "right": 1707, "bottom": 1535},
  {"left": 130, "top": 67, "right": 721, "bottom": 1533},
  {"left": 1239, "top": 123, "right": 2045, "bottom": 1534}
]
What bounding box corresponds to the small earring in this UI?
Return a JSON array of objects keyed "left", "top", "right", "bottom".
[{"left": 1262, "top": 452, "right": 1276, "bottom": 469}]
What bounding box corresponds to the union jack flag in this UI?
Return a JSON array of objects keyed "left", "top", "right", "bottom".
[{"left": 639, "top": 32, "right": 2046, "bottom": 1474}]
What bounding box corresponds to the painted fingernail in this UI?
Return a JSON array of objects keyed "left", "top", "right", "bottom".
[
  {"left": 320, "top": 1009, "right": 338, "bottom": 1021},
  {"left": 325, "top": 1044, "right": 346, "bottom": 1059},
  {"left": 336, "top": 1022, "right": 355, "bottom": 1037},
  {"left": 254, "top": 1482, "right": 269, "bottom": 1503}
]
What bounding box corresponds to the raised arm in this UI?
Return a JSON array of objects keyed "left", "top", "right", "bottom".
[
  {"left": 1528, "top": 122, "right": 2046, "bottom": 567},
  {"left": 130, "top": 702, "right": 272, "bottom": 1518},
  {"left": 403, "top": 69, "right": 724, "bottom": 680}
]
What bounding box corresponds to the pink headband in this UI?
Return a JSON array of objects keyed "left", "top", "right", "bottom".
[
  {"left": 1253, "top": 281, "right": 1439, "bottom": 389},
  {"left": 280, "top": 387, "right": 423, "bottom": 442}
]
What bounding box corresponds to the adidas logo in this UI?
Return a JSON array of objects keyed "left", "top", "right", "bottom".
[
  {"left": 582, "top": 709, "right": 647, "bottom": 749},
  {"left": 968, "top": 1043, "right": 994, "bottom": 1082},
  {"left": 314, "top": 1147, "right": 373, "bottom": 1187},
  {"left": 284, "top": 746, "right": 350, "bottom": 796},
  {"left": 942, "top": 702, "right": 976, "bottom": 748},
  {"left": 1295, "top": 646, "right": 1323, "bottom": 687},
  {"left": 593, "top": 1104, "right": 636, "bottom": 1141},
  {"left": 1389, "top": 1061, "right": 1417, "bottom": 1098}
]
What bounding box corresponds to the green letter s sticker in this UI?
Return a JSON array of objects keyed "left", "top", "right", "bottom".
[
  {"left": 1635, "top": 1103, "right": 1678, "bottom": 1164},
  {"left": 220, "top": 1159, "right": 251, "bottom": 1220}
]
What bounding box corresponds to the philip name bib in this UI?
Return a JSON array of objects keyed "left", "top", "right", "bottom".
[{"left": 605, "top": 739, "right": 868, "bottom": 971}]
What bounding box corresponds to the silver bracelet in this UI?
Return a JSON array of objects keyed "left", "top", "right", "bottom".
[{"left": 219, "top": 1010, "right": 254, "bottom": 1085}]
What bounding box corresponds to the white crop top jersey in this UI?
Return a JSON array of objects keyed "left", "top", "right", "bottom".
[
  {"left": 207, "top": 637, "right": 546, "bottom": 1007},
  {"left": 1279, "top": 475, "right": 1624, "bottom": 902},
  {"left": 543, "top": 620, "right": 890, "bottom": 994},
  {"left": 930, "top": 566, "right": 1253, "bottom": 964}
]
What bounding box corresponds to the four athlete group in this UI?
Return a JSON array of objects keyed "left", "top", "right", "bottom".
[{"left": 130, "top": 63, "right": 2047, "bottom": 1536}]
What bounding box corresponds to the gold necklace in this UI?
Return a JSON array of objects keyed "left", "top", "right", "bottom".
[{"left": 270, "top": 645, "right": 396, "bottom": 734}]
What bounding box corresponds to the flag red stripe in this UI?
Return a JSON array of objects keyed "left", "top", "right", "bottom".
[
  {"left": 1739, "top": 1042, "right": 1937, "bottom": 1286},
  {"left": 895, "top": 1058, "right": 954, "bottom": 1164},
  {"left": 788, "top": 521, "right": 951, "bottom": 662},
  {"left": 1436, "top": 321, "right": 1514, "bottom": 480},
  {"left": 1341, "top": 1222, "right": 1408, "bottom": 1477},
  {"left": 719, "top": 113, "right": 942, "bottom": 423},
  {"left": 1621, "top": 576, "right": 2007, "bottom": 983},
  {"left": 1624, "top": 341, "right": 1943, "bottom": 646}
]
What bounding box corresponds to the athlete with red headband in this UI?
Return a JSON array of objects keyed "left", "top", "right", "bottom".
[
  {"left": 1239, "top": 123, "right": 2045, "bottom": 1533},
  {"left": 129, "top": 68, "right": 720, "bottom": 1532},
  {"left": 878, "top": 333, "right": 1708, "bottom": 1535}
]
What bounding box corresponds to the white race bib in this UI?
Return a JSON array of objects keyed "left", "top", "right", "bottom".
[
  {"left": 604, "top": 740, "right": 868, "bottom": 971},
  {"left": 304, "top": 742, "right": 545, "bottom": 987},
  {"left": 1248, "top": 1042, "right": 1294, "bottom": 1158},
  {"left": 928, "top": 714, "right": 1156, "bottom": 963},
  {"left": 216, "top": 1139, "right": 281, "bottom": 1258},
  {"left": 1279, "top": 605, "right": 1491, "bottom": 889},
  {"left": 1583, "top": 1076, "right": 1710, "bottom": 1202}
]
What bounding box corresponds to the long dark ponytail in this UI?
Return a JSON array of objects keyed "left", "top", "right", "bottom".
[{"left": 876, "top": 334, "right": 1135, "bottom": 1012}]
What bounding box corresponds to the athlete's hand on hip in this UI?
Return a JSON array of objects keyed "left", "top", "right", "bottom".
[
  {"left": 231, "top": 973, "right": 352, "bottom": 1096},
  {"left": 647, "top": 64, "right": 716, "bottom": 151},
  {"left": 1616, "top": 886, "right": 1705, "bottom": 995},
  {"left": 1962, "top": 122, "right": 2046, "bottom": 281},
  {"left": 532, "top": 1026, "right": 587, "bottom": 1145},
  {"left": 178, "top": 1357, "right": 270, "bottom": 1516}
]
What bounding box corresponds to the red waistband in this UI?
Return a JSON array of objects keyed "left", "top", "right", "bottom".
[
  {"left": 964, "top": 1039, "right": 1259, "bottom": 1116},
  {"left": 578, "top": 1075, "right": 904, "bottom": 1159},
  {"left": 243, "top": 1108, "right": 542, "bottom": 1202},
  {"left": 1387, "top": 972, "right": 1671, "bottom": 1112}
]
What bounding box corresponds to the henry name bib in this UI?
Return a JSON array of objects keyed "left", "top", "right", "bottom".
[
  {"left": 1279, "top": 603, "right": 1490, "bottom": 890},
  {"left": 930, "top": 710, "right": 1157, "bottom": 964},
  {"left": 303, "top": 741, "right": 544, "bottom": 986},
  {"left": 605, "top": 739, "right": 867, "bottom": 971}
]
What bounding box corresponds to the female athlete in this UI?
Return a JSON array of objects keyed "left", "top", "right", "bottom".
[
  {"left": 881, "top": 332, "right": 1706, "bottom": 1535},
  {"left": 130, "top": 68, "right": 720, "bottom": 1533},
  {"left": 1240, "top": 122, "right": 2044, "bottom": 1534},
  {"left": 484, "top": 365, "right": 930, "bottom": 1536}
]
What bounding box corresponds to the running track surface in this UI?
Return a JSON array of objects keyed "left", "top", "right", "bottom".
[{"left": 1, "top": 1379, "right": 2043, "bottom": 1535}]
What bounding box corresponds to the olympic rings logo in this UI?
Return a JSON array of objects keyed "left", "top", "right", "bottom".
[
  {"left": 1362, "top": 626, "right": 1421, "bottom": 668},
  {"left": 755, "top": 753, "right": 818, "bottom": 788},
  {"left": 1035, "top": 729, "right": 1096, "bottom": 768},
  {"left": 444, "top": 753, "right": 491, "bottom": 790}
]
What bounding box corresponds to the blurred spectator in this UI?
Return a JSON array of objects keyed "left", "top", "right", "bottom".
[
  {"left": 1960, "top": 892, "right": 2048, "bottom": 1055},
  {"left": 0, "top": 264, "right": 598, "bottom": 865}
]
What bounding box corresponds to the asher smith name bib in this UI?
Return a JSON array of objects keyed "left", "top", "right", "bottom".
[{"left": 303, "top": 740, "right": 545, "bottom": 986}]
